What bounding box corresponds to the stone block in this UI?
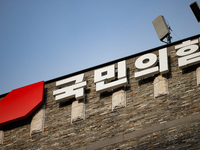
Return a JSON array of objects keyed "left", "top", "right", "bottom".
[
  {"left": 30, "top": 105, "right": 45, "bottom": 136},
  {"left": 71, "top": 98, "right": 85, "bottom": 123},
  {"left": 112, "top": 90, "right": 126, "bottom": 111},
  {"left": 154, "top": 75, "right": 168, "bottom": 98},
  {"left": 0, "top": 130, "right": 3, "bottom": 145},
  {"left": 196, "top": 67, "right": 200, "bottom": 86}
]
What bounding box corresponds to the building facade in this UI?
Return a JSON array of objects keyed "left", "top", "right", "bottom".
[{"left": 1, "top": 34, "right": 200, "bottom": 149}]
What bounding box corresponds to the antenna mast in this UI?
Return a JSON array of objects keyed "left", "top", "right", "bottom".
[{"left": 152, "top": 15, "right": 172, "bottom": 44}]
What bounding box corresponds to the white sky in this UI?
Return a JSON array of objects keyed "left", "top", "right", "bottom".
[{"left": 0, "top": 0, "right": 199, "bottom": 94}]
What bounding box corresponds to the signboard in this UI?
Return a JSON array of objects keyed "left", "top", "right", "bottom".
[
  {"left": 0, "top": 37, "right": 200, "bottom": 126},
  {"left": 53, "top": 38, "right": 200, "bottom": 102}
]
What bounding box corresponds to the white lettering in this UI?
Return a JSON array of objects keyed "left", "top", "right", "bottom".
[
  {"left": 175, "top": 39, "right": 200, "bottom": 69},
  {"left": 94, "top": 60, "right": 127, "bottom": 92},
  {"left": 135, "top": 48, "right": 168, "bottom": 79},
  {"left": 53, "top": 74, "right": 87, "bottom": 102}
]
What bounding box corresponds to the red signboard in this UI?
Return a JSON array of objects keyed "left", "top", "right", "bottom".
[{"left": 0, "top": 81, "right": 44, "bottom": 126}]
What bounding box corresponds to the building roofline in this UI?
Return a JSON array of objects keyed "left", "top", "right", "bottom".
[
  {"left": 45, "top": 34, "right": 200, "bottom": 84},
  {"left": 1, "top": 34, "right": 200, "bottom": 98}
]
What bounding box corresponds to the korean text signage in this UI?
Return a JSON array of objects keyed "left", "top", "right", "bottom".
[
  {"left": 0, "top": 38, "right": 199, "bottom": 127},
  {"left": 53, "top": 39, "right": 200, "bottom": 102}
]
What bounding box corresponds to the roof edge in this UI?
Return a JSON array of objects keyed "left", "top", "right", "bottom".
[
  {"left": 45, "top": 34, "right": 200, "bottom": 84},
  {"left": 1, "top": 34, "right": 200, "bottom": 98}
]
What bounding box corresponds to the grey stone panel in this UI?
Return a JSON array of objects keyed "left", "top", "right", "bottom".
[
  {"left": 196, "top": 67, "right": 200, "bottom": 86},
  {"left": 30, "top": 105, "right": 45, "bottom": 136},
  {"left": 112, "top": 89, "right": 126, "bottom": 111},
  {"left": 0, "top": 130, "right": 3, "bottom": 145},
  {"left": 71, "top": 98, "right": 85, "bottom": 123},
  {"left": 154, "top": 75, "right": 168, "bottom": 98}
]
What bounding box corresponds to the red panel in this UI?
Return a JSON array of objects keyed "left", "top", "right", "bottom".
[{"left": 0, "top": 81, "right": 44, "bottom": 126}]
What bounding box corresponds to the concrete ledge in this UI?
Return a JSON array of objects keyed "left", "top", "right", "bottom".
[
  {"left": 88, "top": 135, "right": 123, "bottom": 150},
  {"left": 76, "top": 113, "right": 200, "bottom": 150},
  {"left": 124, "top": 123, "right": 165, "bottom": 141}
]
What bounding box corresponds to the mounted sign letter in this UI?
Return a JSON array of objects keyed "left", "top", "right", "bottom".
[
  {"left": 94, "top": 60, "right": 127, "bottom": 92},
  {"left": 134, "top": 48, "right": 169, "bottom": 79},
  {"left": 53, "top": 74, "right": 87, "bottom": 102},
  {"left": 175, "top": 39, "right": 200, "bottom": 69},
  {"left": 0, "top": 81, "right": 44, "bottom": 126}
]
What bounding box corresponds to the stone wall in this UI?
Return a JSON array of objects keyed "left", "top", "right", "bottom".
[{"left": 1, "top": 35, "right": 200, "bottom": 149}]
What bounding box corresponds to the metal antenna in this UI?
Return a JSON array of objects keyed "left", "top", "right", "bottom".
[
  {"left": 165, "top": 18, "right": 180, "bottom": 42},
  {"left": 152, "top": 15, "right": 172, "bottom": 44},
  {"left": 170, "top": 27, "right": 180, "bottom": 40},
  {"left": 166, "top": 26, "right": 172, "bottom": 44},
  {"left": 160, "top": 26, "right": 172, "bottom": 44}
]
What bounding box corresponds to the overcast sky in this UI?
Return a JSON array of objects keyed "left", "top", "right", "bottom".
[{"left": 0, "top": 0, "right": 199, "bottom": 94}]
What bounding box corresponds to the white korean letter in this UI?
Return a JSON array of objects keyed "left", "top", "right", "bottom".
[
  {"left": 53, "top": 74, "right": 87, "bottom": 102},
  {"left": 134, "top": 48, "right": 168, "bottom": 79},
  {"left": 94, "top": 60, "right": 127, "bottom": 92},
  {"left": 175, "top": 39, "right": 200, "bottom": 69}
]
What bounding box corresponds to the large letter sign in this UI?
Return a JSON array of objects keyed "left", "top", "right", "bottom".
[
  {"left": 53, "top": 74, "right": 87, "bottom": 102},
  {"left": 175, "top": 39, "right": 200, "bottom": 69},
  {"left": 94, "top": 60, "right": 127, "bottom": 92},
  {"left": 0, "top": 81, "right": 44, "bottom": 126},
  {"left": 134, "top": 48, "right": 169, "bottom": 79}
]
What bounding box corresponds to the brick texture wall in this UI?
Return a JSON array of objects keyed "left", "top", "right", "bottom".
[{"left": 1, "top": 35, "right": 200, "bottom": 150}]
